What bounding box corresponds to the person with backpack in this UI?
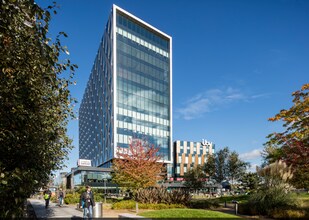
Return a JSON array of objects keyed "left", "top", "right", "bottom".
[
  {"left": 79, "top": 185, "right": 95, "bottom": 219},
  {"left": 43, "top": 188, "right": 52, "bottom": 208},
  {"left": 58, "top": 188, "right": 64, "bottom": 207}
]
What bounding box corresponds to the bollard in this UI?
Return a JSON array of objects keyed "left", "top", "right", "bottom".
[
  {"left": 232, "top": 200, "right": 238, "bottom": 215},
  {"left": 136, "top": 202, "right": 138, "bottom": 214},
  {"left": 224, "top": 200, "right": 227, "bottom": 208}
]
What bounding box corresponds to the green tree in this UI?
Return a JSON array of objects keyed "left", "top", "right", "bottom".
[
  {"left": 0, "top": 1, "right": 77, "bottom": 217},
  {"left": 184, "top": 165, "right": 206, "bottom": 192},
  {"left": 204, "top": 147, "right": 250, "bottom": 187},
  {"left": 227, "top": 151, "right": 249, "bottom": 187},
  {"left": 214, "top": 147, "right": 230, "bottom": 183},
  {"left": 240, "top": 172, "right": 260, "bottom": 192},
  {"left": 264, "top": 83, "right": 309, "bottom": 188},
  {"left": 203, "top": 154, "right": 216, "bottom": 179}
]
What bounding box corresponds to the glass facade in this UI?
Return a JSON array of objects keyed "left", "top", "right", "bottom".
[
  {"left": 115, "top": 11, "right": 171, "bottom": 161},
  {"left": 73, "top": 171, "right": 111, "bottom": 186},
  {"left": 79, "top": 11, "right": 114, "bottom": 168},
  {"left": 79, "top": 5, "right": 172, "bottom": 167}
]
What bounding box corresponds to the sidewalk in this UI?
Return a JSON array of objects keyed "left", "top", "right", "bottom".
[
  {"left": 28, "top": 198, "right": 140, "bottom": 219},
  {"left": 28, "top": 198, "right": 83, "bottom": 219}
]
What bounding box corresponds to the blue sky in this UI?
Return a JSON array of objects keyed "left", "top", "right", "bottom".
[{"left": 37, "top": 0, "right": 309, "bottom": 175}]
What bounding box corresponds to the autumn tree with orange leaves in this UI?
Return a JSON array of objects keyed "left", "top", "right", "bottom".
[
  {"left": 112, "top": 139, "right": 164, "bottom": 191},
  {"left": 263, "top": 83, "right": 309, "bottom": 188}
]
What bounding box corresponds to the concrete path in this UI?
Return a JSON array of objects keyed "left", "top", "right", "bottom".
[
  {"left": 28, "top": 198, "right": 83, "bottom": 219},
  {"left": 27, "top": 198, "right": 141, "bottom": 219}
]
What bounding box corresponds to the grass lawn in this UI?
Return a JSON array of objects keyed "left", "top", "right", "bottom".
[
  {"left": 192, "top": 194, "right": 249, "bottom": 203},
  {"left": 294, "top": 192, "right": 309, "bottom": 208},
  {"left": 210, "top": 195, "right": 249, "bottom": 203},
  {"left": 139, "top": 208, "right": 241, "bottom": 218}
]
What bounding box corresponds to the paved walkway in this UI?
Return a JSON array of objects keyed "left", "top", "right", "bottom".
[
  {"left": 28, "top": 198, "right": 140, "bottom": 219},
  {"left": 28, "top": 199, "right": 83, "bottom": 219}
]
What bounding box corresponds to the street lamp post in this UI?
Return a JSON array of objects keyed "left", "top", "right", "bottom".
[{"left": 103, "top": 178, "right": 107, "bottom": 203}]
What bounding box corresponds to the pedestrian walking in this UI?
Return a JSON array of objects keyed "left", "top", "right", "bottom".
[
  {"left": 58, "top": 188, "right": 64, "bottom": 207},
  {"left": 79, "top": 185, "right": 95, "bottom": 219},
  {"left": 43, "top": 187, "right": 52, "bottom": 208}
]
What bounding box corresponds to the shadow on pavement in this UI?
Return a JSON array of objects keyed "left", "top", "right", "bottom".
[{"left": 71, "top": 215, "right": 83, "bottom": 219}]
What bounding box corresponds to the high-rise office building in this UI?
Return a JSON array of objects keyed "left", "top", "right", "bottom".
[{"left": 79, "top": 5, "right": 172, "bottom": 172}]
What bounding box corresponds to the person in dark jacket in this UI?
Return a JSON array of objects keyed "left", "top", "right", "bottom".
[
  {"left": 79, "top": 185, "right": 95, "bottom": 219},
  {"left": 43, "top": 188, "right": 52, "bottom": 208},
  {"left": 58, "top": 188, "right": 64, "bottom": 207}
]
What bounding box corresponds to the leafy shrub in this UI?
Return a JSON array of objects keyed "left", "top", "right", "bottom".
[
  {"left": 112, "top": 200, "right": 185, "bottom": 210},
  {"left": 64, "top": 193, "right": 80, "bottom": 204},
  {"left": 75, "top": 186, "right": 86, "bottom": 194},
  {"left": 135, "top": 187, "right": 191, "bottom": 205},
  {"left": 112, "top": 200, "right": 136, "bottom": 209},
  {"left": 106, "top": 197, "right": 123, "bottom": 203},
  {"left": 243, "top": 160, "right": 304, "bottom": 217},
  {"left": 94, "top": 193, "right": 103, "bottom": 202},
  {"left": 50, "top": 195, "right": 57, "bottom": 203},
  {"left": 270, "top": 208, "right": 306, "bottom": 219},
  {"left": 93, "top": 193, "right": 122, "bottom": 203},
  {"left": 139, "top": 203, "right": 185, "bottom": 210},
  {"left": 247, "top": 187, "right": 300, "bottom": 215},
  {"left": 168, "top": 189, "right": 192, "bottom": 205},
  {"left": 189, "top": 200, "right": 220, "bottom": 209},
  {"left": 238, "top": 202, "right": 258, "bottom": 215}
]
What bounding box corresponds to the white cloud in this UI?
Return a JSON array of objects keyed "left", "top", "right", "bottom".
[
  {"left": 175, "top": 87, "right": 265, "bottom": 120},
  {"left": 247, "top": 163, "right": 260, "bottom": 173},
  {"left": 177, "top": 98, "right": 211, "bottom": 120},
  {"left": 240, "top": 149, "right": 262, "bottom": 160},
  {"left": 251, "top": 93, "right": 270, "bottom": 99}
]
